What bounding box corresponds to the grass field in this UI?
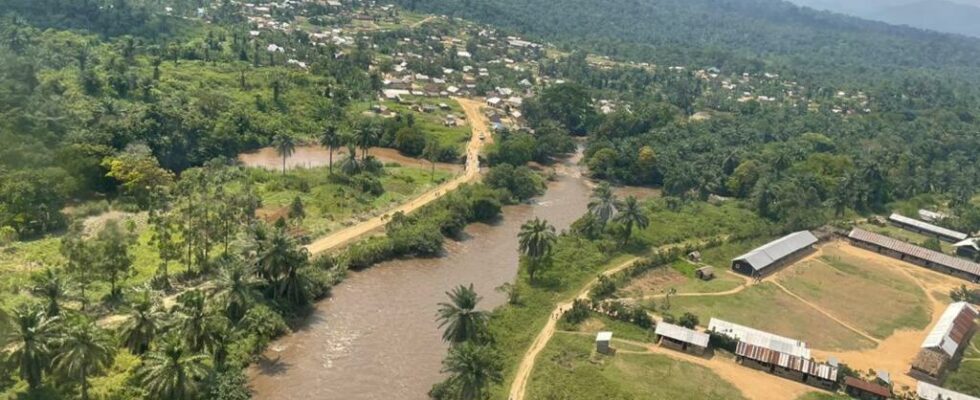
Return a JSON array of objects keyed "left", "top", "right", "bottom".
[
  {"left": 562, "top": 313, "right": 656, "bottom": 344},
  {"left": 775, "top": 246, "right": 932, "bottom": 339},
  {"left": 660, "top": 282, "right": 877, "bottom": 351},
  {"left": 616, "top": 259, "right": 744, "bottom": 298},
  {"left": 251, "top": 163, "right": 451, "bottom": 238},
  {"left": 525, "top": 333, "right": 748, "bottom": 400}
]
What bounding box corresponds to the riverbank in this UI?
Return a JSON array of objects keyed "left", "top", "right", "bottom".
[{"left": 246, "top": 153, "right": 592, "bottom": 399}]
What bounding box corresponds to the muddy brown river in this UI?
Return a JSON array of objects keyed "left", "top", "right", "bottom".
[{"left": 247, "top": 156, "right": 590, "bottom": 400}]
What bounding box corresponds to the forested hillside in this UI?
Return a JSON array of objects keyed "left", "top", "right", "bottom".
[{"left": 402, "top": 0, "right": 980, "bottom": 84}]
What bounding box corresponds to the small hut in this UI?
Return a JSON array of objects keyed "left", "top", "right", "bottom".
[
  {"left": 695, "top": 266, "right": 715, "bottom": 281},
  {"left": 596, "top": 331, "right": 613, "bottom": 355}
]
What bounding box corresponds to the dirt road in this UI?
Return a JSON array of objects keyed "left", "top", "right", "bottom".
[
  {"left": 507, "top": 256, "right": 641, "bottom": 400},
  {"left": 304, "top": 97, "right": 490, "bottom": 255}
]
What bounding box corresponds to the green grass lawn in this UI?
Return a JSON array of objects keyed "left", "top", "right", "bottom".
[
  {"left": 251, "top": 163, "right": 451, "bottom": 238},
  {"left": 616, "top": 259, "right": 744, "bottom": 299},
  {"left": 560, "top": 313, "right": 656, "bottom": 344},
  {"left": 659, "top": 282, "right": 877, "bottom": 351},
  {"left": 525, "top": 333, "right": 747, "bottom": 400},
  {"left": 776, "top": 248, "right": 932, "bottom": 340}
]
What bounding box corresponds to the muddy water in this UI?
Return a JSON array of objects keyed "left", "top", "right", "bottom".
[
  {"left": 247, "top": 157, "right": 591, "bottom": 400},
  {"left": 238, "top": 145, "right": 462, "bottom": 172}
]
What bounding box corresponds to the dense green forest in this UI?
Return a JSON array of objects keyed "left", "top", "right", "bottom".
[{"left": 398, "top": 0, "right": 980, "bottom": 230}]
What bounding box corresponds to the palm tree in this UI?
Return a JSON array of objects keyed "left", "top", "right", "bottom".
[
  {"left": 587, "top": 182, "right": 619, "bottom": 227},
  {"left": 354, "top": 121, "right": 379, "bottom": 160},
  {"left": 272, "top": 133, "right": 296, "bottom": 175},
  {"left": 174, "top": 290, "right": 218, "bottom": 353},
  {"left": 54, "top": 318, "right": 114, "bottom": 400},
  {"left": 517, "top": 218, "right": 557, "bottom": 282},
  {"left": 32, "top": 268, "right": 71, "bottom": 316},
  {"left": 613, "top": 195, "right": 649, "bottom": 246},
  {"left": 440, "top": 343, "right": 503, "bottom": 400},
  {"left": 340, "top": 143, "right": 361, "bottom": 175},
  {"left": 5, "top": 305, "right": 57, "bottom": 391},
  {"left": 119, "top": 291, "right": 163, "bottom": 355},
  {"left": 213, "top": 260, "right": 260, "bottom": 322},
  {"left": 436, "top": 284, "right": 489, "bottom": 344},
  {"left": 136, "top": 337, "right": 209, "bottom": 400},
  {"left": 422, "top": 139, "right": 440, "bottom": 182},
  {"left": 319, "top": 124, "right": 342, "bottom": 175}
]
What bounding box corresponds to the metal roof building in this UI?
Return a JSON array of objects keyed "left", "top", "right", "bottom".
[
  {"left": 709, "top": 318, "right": 838, "bottom": 383},
  {"left": 921, "top": 302, "right": 978, "bottom": 357},
  {"left": 655, "top": 322, "right": 710, "bottom": 348},
  {"left": 918, "top": 381, "right": 980, "bottom": 400},
  {"left": 848, "top": 228, "right": 980, "bottom": 282},
  {"left": 889, "top": 213, "right": 969, "bottom": 242},
  {"left": 731, "top": 231, "right": 818, "bottom": 277},
  {"left": 708, "top": 318, "right": 810, "bottom": 358}
]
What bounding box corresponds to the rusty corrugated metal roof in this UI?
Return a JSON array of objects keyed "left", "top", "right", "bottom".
[{"left": 848, "top": 228, "right": 980, "bottom": 278}]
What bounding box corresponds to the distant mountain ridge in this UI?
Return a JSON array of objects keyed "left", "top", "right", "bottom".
[{"left": 789, "top": 0, "right": 980, "bottom": 37}]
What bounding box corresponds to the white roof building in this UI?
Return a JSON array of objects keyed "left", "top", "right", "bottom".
[
  {"left": 655, "top": 322, "right": 710, "bottom": 348},
  {"left": 596, "top": 331, "right": 613, "bottom": 342},
  {"left": 732, "top": 231, "right": 818, "bottom": 274},
  {"left": 889, "top": 213, "right": 968, "bottom": 241},
  {"left": 708, "top": 318, "right": 810, "bottom": 359},
  {"left": 921, "top": 302, "right": 978, "bottom": 357}
]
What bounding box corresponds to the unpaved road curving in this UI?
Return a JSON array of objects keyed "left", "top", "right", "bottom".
[
  {"left": 304, "top": 97, "right": 490, "bottom": 255},
  {"left": 507, "top": 256, "right": 641, "bottom": 400}
]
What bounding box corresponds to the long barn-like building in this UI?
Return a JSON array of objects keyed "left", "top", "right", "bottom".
[
  {"left": 848, "top": 228, "right": 980, "bottom": 282},
  {"left": 731, "top": 231, "right": 818, "bottom": 277},
  {"left": 708, "top": 318, "right": 839, "bottom": 389},
  {"left": 889, "top": 213, "right": 969, "bottom": 243}
]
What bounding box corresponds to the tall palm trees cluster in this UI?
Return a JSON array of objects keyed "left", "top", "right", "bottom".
[
  {"left": 272, "top": 119, "right": 387, "bottom": 177},
  {"left": 432, "top": 284, "right": 502, "bottom": 400},
  {"left": 2, "top": 224, "right": 313, "bottom": 400},
  {"left": 586, "top": 182, "right": 650, "bottom": 246}
]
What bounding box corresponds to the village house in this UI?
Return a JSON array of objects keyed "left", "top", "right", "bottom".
[
  {"left": 655, "top": 322, "right": 710, "bottom": 355},
  {"left": 910, "top": 302, "right": 978, "bottom": 381},
  {"left": 954, "top": 238, "right": 979, "bottom": 259},
  {"left": 731, "top": 231, "right": 818, "bottom": 277}
]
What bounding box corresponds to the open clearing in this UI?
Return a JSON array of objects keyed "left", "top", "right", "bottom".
[
  {"left": 525, "top": 333, "right": 748, "bottom": 400},
  {"left": 663, "top": 282, "right": 878, "bottom": 351},
  {"left": 775, "top": 243, "right": 932, "bottom": 339}
]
